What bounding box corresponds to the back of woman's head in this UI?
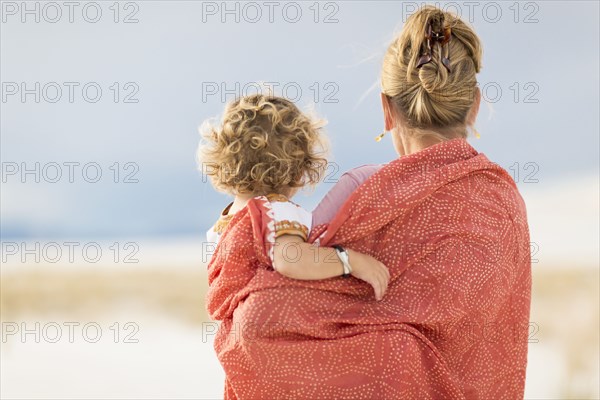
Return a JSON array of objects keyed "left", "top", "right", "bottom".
[{"left": 381, "top": 5, "right": 483, "bottom": 133}]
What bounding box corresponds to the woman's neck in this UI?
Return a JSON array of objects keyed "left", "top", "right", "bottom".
[
  {"left": 400, "top": 135, "right": 443, "bottom": 155},
  {"left": 395, "top": 126, "right": 465, "bottom": 156}
]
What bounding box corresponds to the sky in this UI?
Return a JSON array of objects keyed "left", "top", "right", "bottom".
[{"left": 1, "top": 1, "right": 599, "bottom": 250}]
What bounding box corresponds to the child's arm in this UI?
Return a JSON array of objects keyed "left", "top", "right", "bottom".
[{"left": 272, "top": 234, "right": 390, "bottom": 300}]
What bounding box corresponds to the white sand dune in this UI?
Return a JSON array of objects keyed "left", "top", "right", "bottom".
[
  {"left": 1, "top": 315, "right": 225, "bottom": 400},
  {"left": 519, "top": 172, "right": 599, "bottom": 268}
]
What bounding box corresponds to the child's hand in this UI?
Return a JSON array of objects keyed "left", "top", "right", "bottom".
[{"left": 347, "top": 250, "right": 390, "bottom": 301}]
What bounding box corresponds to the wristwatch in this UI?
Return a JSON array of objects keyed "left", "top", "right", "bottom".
[{"left": 333, "top": 245, "right": 352, "bottom": 278}]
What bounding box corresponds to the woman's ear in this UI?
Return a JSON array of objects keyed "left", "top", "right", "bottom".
[
  {"left": 381, "top": 93, "right": 395, "bottom": 131},
  {"left": 466, "top": 87, "right": 481, "bottom": 126}
]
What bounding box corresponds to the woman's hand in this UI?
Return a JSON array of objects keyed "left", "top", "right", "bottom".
[{"left": 347, "top": 250, "right": 390, "bottom": 301}]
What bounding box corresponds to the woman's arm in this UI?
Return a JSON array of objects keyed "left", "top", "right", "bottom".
[{"left": 272, "top": 234, "right": 390, "bottom": 300}]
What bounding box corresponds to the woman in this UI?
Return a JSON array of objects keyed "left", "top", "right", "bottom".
[{"left": 206, "top": 6, "right": 531, "bottom": 399}]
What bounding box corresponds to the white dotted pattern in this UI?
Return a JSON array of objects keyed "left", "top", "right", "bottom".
[{"left": 205, "top": 139, "right": 531, "bottom": 399}]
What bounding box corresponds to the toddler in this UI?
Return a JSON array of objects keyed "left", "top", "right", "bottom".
[{"left": 198, "top": 94, "right": 389, "bottom": 300}]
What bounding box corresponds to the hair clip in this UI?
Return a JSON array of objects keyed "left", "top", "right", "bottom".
[{"left": 416, "top": 21, "right": 452, "bottom": 73}]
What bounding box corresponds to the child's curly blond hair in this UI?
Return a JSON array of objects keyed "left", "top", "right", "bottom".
[{"left": 198, "top": 94, "right": 328, "bottom": 196}]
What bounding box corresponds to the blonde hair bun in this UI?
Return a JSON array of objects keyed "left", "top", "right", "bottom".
[{"left": 382, "top": 5, "right": 483, "bottom": 130}]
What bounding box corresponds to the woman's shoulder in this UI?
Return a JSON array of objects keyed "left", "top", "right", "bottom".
[
  {"left": 312, "top": 164, "right": 383, "bottom": 227},
  {"left": 341, "top": 164, "right": 384, "bottom": 185}
]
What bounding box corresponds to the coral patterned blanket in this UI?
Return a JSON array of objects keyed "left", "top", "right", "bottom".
[{"left": 205, "top": 139, "right": 531, "bottom": 399}]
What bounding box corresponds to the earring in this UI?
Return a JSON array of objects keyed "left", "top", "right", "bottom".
[
  {"left": 375, "top": 131, "right": 387, "bottom": 142},
  {"left": 468, "top": 125, "right": 481, "bottom": 139}
]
